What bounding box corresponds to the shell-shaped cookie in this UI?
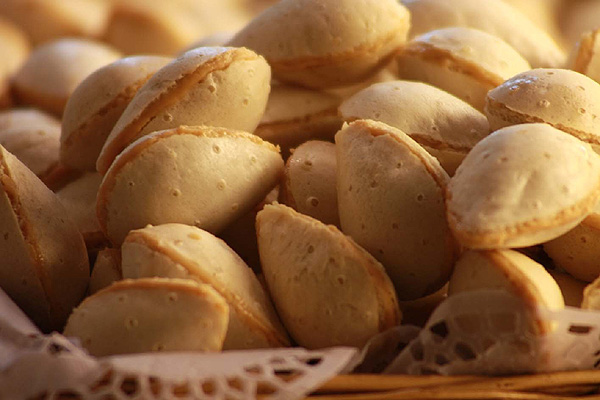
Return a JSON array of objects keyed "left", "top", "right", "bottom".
[
  {"left": 254, "top": 83, "right": 342, "bottom": 157},
  {"left": 218, "top": 186, "right": 279, "bottom": 273},
  {"left": 0, "top": 109, "right": 61, "bottom": 179},
  {"left": 12, "top": 39, "right": 121, "bottom": 116},
  {"left": 228, "top": 0, "right": 410, "bottom": 89},
  {"left": 0, "top": 0, "right": 110, "bottom": 45},
  {"left": 561, "top": 1, "right": 600, "bottom": 50},
  {"left": 570, "top": 29, "right": 600, "bottom": 85},
  {"left": 448, "top": 249, "right": 564, "bottom": 332},
  {"left": 97, "top": 125, "right": 283, "bottom": 245},
  {"left": 543, "top": 214, "right": 600, "bottom": 283},
  {"left": 89, "top": 248, "right": 122, "bottom": 295},
  {"left": 583, "top": 276, "right": 600, "bottom": 310},
  {"left": 63, "top": 278, "right": 229, "bottom": 357},
  {"left": 281, "top": 140, "right": 339, "bottom": 227},
  {"left": 0, "top": 17, "right": 29, "bottom": 108},
  {"left": 56, "top": 172, "right": 107, "bottom": 252},
  {"left": 105, "top": 0, "right": 248, "bottom": 56},
  {"left": 447, "top": 123, "right": 600, "bottom": 249},
  {"left": 339, "top": 80, "right": 490, "bottom": 175},
  {"left": 256, "top": 203, "right": 401, "bottom": 349},
  {"left": 336, "top": 119, "right": 455, "bottom": 300},
  {"left": 61, "top": 56, "right": 172, "bottom": 171},
  {"left": 396, "top": 27, "right": 531, "bottom": 111},
  {"left": 122, "top": 223, "right": 289, "bottom": 349},
  {"left": 501, "top": 0, "right": 562, "bottom": 44},
  {"left": 0, "top": 16, "right": 29, "bottom": 78},
  {"left": 96, "top": 47, "right": 271, "bottom": 173},
  {"left": 548, "top": 270, "right": 585, "bottom": 308},
  {"left": 402, "top": 0, "right": 565, "bottom": 68},
  {"left": 0, "top": 145, "right": 89, "bottom": 332},
  {"left": 485, "top": 69, "right": 600, "bottom": 152}
]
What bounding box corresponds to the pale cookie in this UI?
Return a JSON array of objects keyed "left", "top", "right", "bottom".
[
  {"left": 88, "top": 248, "right": 122, "bottom": 295},
  {"left": 548, "top": 270, "right": 585, "bottom": 308},
  {"left": 402, "top": 0, "right": 565, "bottom": 68},
  {"left": 336, "top": 119, "right": 456, "bottom": 300},
  {"left": 570, "top": 29, "right": 600, "bottom": 85},
  {"left": 256, "top": 203, "right": 401, "bottom": 349},
  {"left": 0, "top": 145, "right": 89, "bottom": 332},
  {"left": 396, "top": 27, "right": 531, "bottom": 111},
  {"left": 64, "top": 278, "right": 229, "bottom": 357},
  {"left": 485, "top": 69, "right": 600, "bottom": 153},
  {"left": 544, "top": 213, "right": 600, "bottom": 282},
  {"left": 501, "top": 0, "right": 562, "bottom": 45},
  {"left": 0, "top": 0, "right": 110, "bottom": 45},
  {"left": 218, "top": 186, "right": 279, "bottom": 272},
  {"left": 96, "top": 47, "right": 271, "bottom": 173},
  {"left": 449, "top": 249, "right": 564, "bottom": 333},
  {"left": 561, "top": 1, "right": 600, "bottom": 51},
  {"left": 122, "top": 223, "right": 290, "bottom": 349},
  {"left": 0, "top": 17, "right": 29, "bottom": 108},
  {"left": 254, "top": 83, "right": 342, "bottom": 157},
  {"left": 61, "top": 56, "right": 172, "bottom": 171},
  {"left": 280, "top": 140, "right": 339, "bottom": 227},
  {"left": 582, "top": 275, "right": 600, "bottom": 310},
  {"left": 105, "top": 0, "right": 249, "bottom": 55},
  {"left": 97, "top": 125, "right": 283, "bottom": 245},
  {"left": 12, "top": 38, "right": 121, "bottom": 116},
  {"left": 56, "top": 172, "right": 107, "bottom": 253},
  {"left": 229, "top": 0, "right": 410, "bottom": 88},
  {"left": 339, "top": 80, "right": 490, "bottom": 175},
  {"left": 0, "top": 109, "right": 61, "bottom": 180},
  {"left": 447, "top": 123, "right": 600, "bottom": 249}
]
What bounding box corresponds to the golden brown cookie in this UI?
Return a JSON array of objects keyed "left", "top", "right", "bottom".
[
  {"left": 96, "top": 47, "right": 271, "bottom": 173},
  {"left": 257, "top": 203, "right": 400, "bottom": 349},
  {"left": 97, "top": 125, "right": 283, "bottom": 245},
  {"left": 229, "top": 0, "right": 410, "bottom": 88},
  {"left": 64, "top": 278, "right": 229, "bottom": 357}
]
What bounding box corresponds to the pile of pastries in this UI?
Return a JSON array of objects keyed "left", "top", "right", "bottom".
[{"left": 2, "top": 0, "right": 600, "bottom": 357}]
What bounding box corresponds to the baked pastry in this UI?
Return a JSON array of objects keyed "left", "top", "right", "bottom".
[
  {"left": 254, "top": 83, "right": 342, "bottom": 157},
  {"left": 403, "top": 0, "right": 565, "bottom": 68},
  {"left": 12, "top": 38, "right": 121, "bottom": 116},
  {"left": 548, "top": 270, "right": 585, "bottom": 308},
  {"left": 64, "top": 278, "right": 229, "bottom": 357},
  {"left": 56, "top": 172, "right": 107, "bottom": 253},
  {"left": 96, "top": 125, "right": 283, "bottom": 245},
  {"left": 544, "top": 213, "right": 600, "bottom": 282},
  {"left": 122, "top": 223, "right": 290, "bottom": 349},
  {"left": 105, "top": 0, "right": 249, "bottom": 55},
  {"left": 0, "top": 17, "right": 29, "bottom": 108},
  {"left": 447, "top": 123, "right": 600, "bottom": 249},
  {"left": 256, "top": 203, "right": 401, "bottom": 348},
  {"left": 485, "top": 69, "right": 600, "bottom": 153},
  {"left": 336, "top": 119, "right": 456, "bottom": 300},
  {"left": 0, "top": 109, "right": 61, "bottom": 180},
  {"left": 570, "top": 28, "right": 600, "bottom": 84},
  {"left": 229, "top": 0, "right": 410, "bottom": 88},
  {"left": 339, "top": 80, "right": 490, "bottom": 175},
  {"left": 96, "top": 47, "right": 271, "bottom": 173},
  {"left": 0, "top": 144, "right": 89, "bottom": 332},
  {"left": 88, "top": 248, "right": 122, "bottom": 295},
  {"left": 449, "top": 249, "right": 564, "bottom": 333},
  {"left": 61, "top": 55, "right": 172, "bottom": 171},
  {"left": 0, "top": 0, "right": 110, "bottom": 45},
  {"left": 280, "top": 140, "right": 339, "bottom": 227},
  {"left": 396, "top": 27, "right": 531, "bottom": 111}
]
